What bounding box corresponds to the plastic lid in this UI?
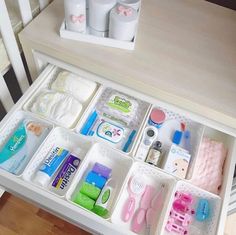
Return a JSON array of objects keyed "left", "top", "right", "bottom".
[
  {"left": 150, "top": 109, "right": 166, "bottom": 124},
  {"left": 34, "top": 171, "right": 50, "bottom": 187}
]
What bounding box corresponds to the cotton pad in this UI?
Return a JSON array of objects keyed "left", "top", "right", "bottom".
[
  {"left": 51, "top": 71, "right": 97, "bottom": 103},
  {"left": 31, "top": 91, "right": 82, "bottom": 128}
]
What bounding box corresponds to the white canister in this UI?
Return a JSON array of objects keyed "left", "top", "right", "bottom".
[
  {"left": 118, "top": 0, "right": 140, "bottom": 11},
  {"left": 109, "top": 5, "right": 138, "bottom": 41},
  {"left": 89, "top": 27, "right": 108, "bottom": 37},
  {"left": 64, "top": 0, "right": 86, "bottom": 33},
  {"left": 88, "top": 0, "right": 117, "bottom": 32}
]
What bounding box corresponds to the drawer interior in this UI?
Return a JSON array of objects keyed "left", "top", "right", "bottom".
[{"left": 0, "top": 64, "right": 235, "bottom": 235}]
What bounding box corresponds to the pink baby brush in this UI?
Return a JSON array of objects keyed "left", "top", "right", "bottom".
[
  {"left": 131, "top": 185, "right": 155, "bottom": 233},
  {"left": 121, "top": 175, "right": 146, "bottom": 222},
  {"left": 146, "top": 184, "right": 165, "bottom": 235}
]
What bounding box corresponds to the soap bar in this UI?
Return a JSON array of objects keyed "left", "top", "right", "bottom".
[
  {"left": 92, "top": 162, "right": 112, "bottom": 179},
  {"left": 86, "top": 171, "right": 107, "bottom": 189},
  {"left": 0, "top": 119, "right": 50, "bottom": 175},
  {"left": 74, "top": 192, "right": 95, "bottom": 210},
  {"left": 80, "top": 182, "right": 101, "bottom": 200}
]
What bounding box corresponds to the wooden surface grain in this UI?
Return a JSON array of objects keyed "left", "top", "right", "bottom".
[
  {"left": 19, "top": 0, "right": 236, "bottom": 131},
  {"left": 0, "top": 193, "right": 235, "bottom": 235},
  {"left": 0, "top": 193, "right": 90, "bottom": 235}
]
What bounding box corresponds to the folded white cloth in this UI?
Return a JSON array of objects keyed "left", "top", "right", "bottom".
[
  {"left": 51, "top": 71, "right": 97, "bottom": 103},
  {"left": 31, "top": 91, "right": 82, "bottom": 128}
]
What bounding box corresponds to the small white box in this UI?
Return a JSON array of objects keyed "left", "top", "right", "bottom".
[
  {"left": 163, "top": 144, "right": 191, "bottom": 179},
  {"left": 59, "top": 20, "right": 137, "bottom": 50}
]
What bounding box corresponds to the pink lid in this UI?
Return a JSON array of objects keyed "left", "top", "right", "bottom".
[{"left": 150, "top": 108, "right": 166, "bottom": 124}]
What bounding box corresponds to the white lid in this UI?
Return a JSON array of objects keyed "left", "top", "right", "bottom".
[{"left": 34, "top": 171, "right": 51, "bottom": 187}]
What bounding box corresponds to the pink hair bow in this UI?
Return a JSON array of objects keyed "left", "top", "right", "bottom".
[
  {"left": 117, "top": 5, "right": 133, "bottom": 17},
  {"left": 70, "top": 14, "right": 85, "bottom": 23}
]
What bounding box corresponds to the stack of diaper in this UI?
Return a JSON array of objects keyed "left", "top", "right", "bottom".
[
  {"left": 30, "top": 71, "right": 97, "bottom": 128},
  {"left": 190, "top": 137, "right": 227, "bottom": 195}
]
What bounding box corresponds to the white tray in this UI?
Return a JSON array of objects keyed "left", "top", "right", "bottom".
[
  {"left": 60, "top": 21, "right": 137, "bottom": 50},
  {"left": 161, "top": 181, "right": 222, "bottom": 235},
  {"left": 22, "top": 127, "right": 93, "bottom": 195},
  {"left": 66, "top": 143, "right": 133, "bottom": 219},
  {"left": 133, "top": 105, "right": 205, "bottom": 180},
  {"left": 75, "top": 86, "right": 151, "bottom": 155},
  {"left": 0, "top": 110, "right": 53, "bottom": 176},
  {"left": 23, "top": 66, "right": 100, "bottom": 129},
  {"left": 111, "top": 162, "right": 177, "bottom": 235}
]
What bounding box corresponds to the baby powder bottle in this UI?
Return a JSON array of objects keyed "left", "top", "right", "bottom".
[
  {"left": 64, "top": 0, "right": 86, "bottom": 33},
  {"left": 109, "top": 5, "right": 138, "bottom": 41},
  {"left": 88, "top": 0, "right": 117, "bottom": 36}
]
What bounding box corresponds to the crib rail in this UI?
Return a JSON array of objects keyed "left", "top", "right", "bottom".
[{"left": 0, "top": 0, "right": 29, "bottom": 93}]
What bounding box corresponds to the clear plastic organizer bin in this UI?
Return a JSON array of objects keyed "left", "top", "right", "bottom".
[
  {"left": 0, "top": 110, "right": 53, "bottom": 176},
  {"left": 133, "top": 105, "right": 205, "bottom": 181},
  {"left": 111, "top": 162, "right": 177, "bottom": 235},
  {"left": 22, "top": 127, "right": 93, "bottom": 197},
  {"left": 75, "top": 86, "right": 151, "bottom": 154},
  {"left": 23, "top": 66, "right": 100, "bottom": 129},
  {"left": 66, "top": 143, "right": 133, "bottom": 219},
  {"left": 161, "top": 181, "right": 222, "bottom": 235}
]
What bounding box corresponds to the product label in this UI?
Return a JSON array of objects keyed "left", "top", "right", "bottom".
[
  {"left": 43, "top": 147, "right": 61, "bottom": 167},
  {"left": 107, "top": 95, "right": 133, "bottom": 114},
  {"left": 0, "top": 122, "right": 26, "bottom": 164},
  {"left": 51, "top": 155, "right": 80, "bottom": 194},
  {"left": 39, "top": 147, "right": 69, "bottom": 177},
  {"left": 97, "top": 121, "right": 124, "bottom": 143}
]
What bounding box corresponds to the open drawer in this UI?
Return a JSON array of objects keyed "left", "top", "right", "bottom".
[{"left": 0, "top": 64, "right": 235, "bottom": 235}]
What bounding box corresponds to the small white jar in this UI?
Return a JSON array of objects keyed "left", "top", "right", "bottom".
[
  {"left": 88, "top": 0, "right": 117, "bottom": 33},
  {"left": 64, "top": 0, "right": 86, "bottom": 33},
  {"left": 109, "top": 5, "right": 138, "bottom": 41},
  {"left": 118, "top": 0, "right": 141, "bottom": 11}
]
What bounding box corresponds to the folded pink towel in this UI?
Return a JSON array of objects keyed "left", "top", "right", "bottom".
[{"left": 190, "top": 137, "right": 227, "bottom": 195}]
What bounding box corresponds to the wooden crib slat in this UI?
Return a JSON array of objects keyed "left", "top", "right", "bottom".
[
  {"left": 0, "top": 0, "right": 29, "bottom": 93},
  {"left": 17, "top": 0, "right": 33, "bottom": 26},
  {"left": 0, "top": 73, "right": 14, "bottom": 112},
  {"left": 39, "top": 0, "right": 50, "bottom": 10}
]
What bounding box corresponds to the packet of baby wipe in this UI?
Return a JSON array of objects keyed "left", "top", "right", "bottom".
[
  {"left": 51, "top": 155, "right": 81, "bottom": 195},
  {"left": 0, "top": 119, "right": 50, "bottom": 175}
]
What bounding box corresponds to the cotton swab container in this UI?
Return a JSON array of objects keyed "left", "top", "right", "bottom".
[
  {"left": 109, "top": 5, "right": 138, "bottom": 41},
  {"left": 64, "top": 0, "right": 86, "bottom": 33},
  {"left": 88, "top": 0, "right": 117, "bottom": 33}
]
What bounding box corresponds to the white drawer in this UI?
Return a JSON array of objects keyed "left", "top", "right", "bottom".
[{"left": 0, "top": 63, "right": 235, "bottom": 235}]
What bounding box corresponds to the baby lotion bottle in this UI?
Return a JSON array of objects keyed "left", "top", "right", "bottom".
[
  {"left": 88, "top": 0, "right": 116, "bottom": 37},
  {"left": 64, "top": 0, "right": 86, "bottom": 33}
]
